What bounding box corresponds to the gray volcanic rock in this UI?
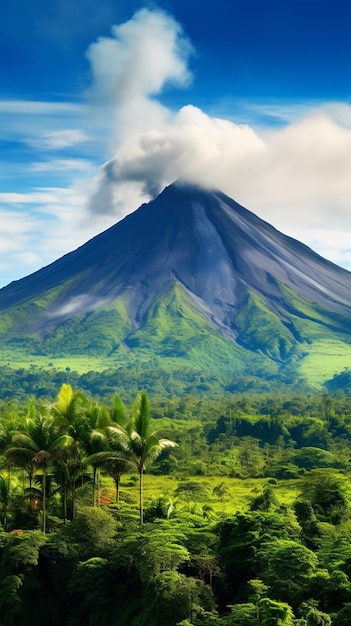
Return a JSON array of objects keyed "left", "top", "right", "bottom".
[{"left": 1, "top": 180, "right": 351, "bottom": 341}]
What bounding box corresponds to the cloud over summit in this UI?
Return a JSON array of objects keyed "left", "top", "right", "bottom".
[{"left": 85, "top": 8, "right": 351, "bottom": 273}]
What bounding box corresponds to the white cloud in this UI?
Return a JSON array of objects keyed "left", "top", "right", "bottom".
[
  {"left": 0, "top": 209, "right": 42, "bottom": 281},
  {"left": 0, "top": 209, "right": 34, "bottom": 240},
  {"left": 30, "top": 159, "right": 93, "bottom": 172},
  {"left": 86, "top": 7, "right": 193, "bottom": 149},
  {"left": 0, "top": 100, "right": 85, "bottom": 115},
  {"left": 0, "top": 100, "right": 94, "bottom": 164},
  {"left": 87, "top": 8, "right": 192, "bottom": 104},
  {"left": 28, "top": 129, "right": 89, "bottom": 150},
  {"left": 89, "top": 102, "right": 351, "bottom": 253},
  {"left": 9, "top": 251, "right": 42, "bottom": 267},
  {"left": 0, "top": 100, "right": 86, "bottom": 143},
  {"left": 0, "top": 191, "right": 67, "bottom": 205},
  {"left": 46, "top": 294, "right": 111, "bottom": 318},
  {"left": 0, "top": 183, "right": 116, "bottom": 287}
]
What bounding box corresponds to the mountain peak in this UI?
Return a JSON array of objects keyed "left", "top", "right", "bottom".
[{"left": 1, "top": 181, "right": 351, "bottom": 367}]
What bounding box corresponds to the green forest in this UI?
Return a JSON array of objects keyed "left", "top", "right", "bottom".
[
  {"left": 2, "top": 385, "right": 351, "bottom": 624},
  {"left": 0, "top": 362, "right": 308, "bottom": 403}
]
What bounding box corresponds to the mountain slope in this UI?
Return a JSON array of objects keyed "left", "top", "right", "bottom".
[{"left": 1, "top": 180, "right": 351, "bottom": 387}]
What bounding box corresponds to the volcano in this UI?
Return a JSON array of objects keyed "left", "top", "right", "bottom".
[{"left": 1, "top": 180, "right": 351, "bottom": 390}]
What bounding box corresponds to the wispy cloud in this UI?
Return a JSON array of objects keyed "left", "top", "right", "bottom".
[
  {"left": 30, "top": 159, "right": 93, "bottom": 172},
  {"left": 0, "top": 208, "right": 42, "bottom": 281},
  {"left": 0, "top": 100, "right": 90, "bottom": 154},
  {"left": 0, "top": 100, "right": 86, "bottom": 115},
  {"left": 0, "top": 191, "right": 59, "bottom": 204},
  {"left": 0, "top": 182, "right": 116, "bottom": 286},
  {"left": 46, "top": 294, "right": 111, "bottom": 318},
  {"left": 28, "top": 129, "right": 89, "bottom": 150}
]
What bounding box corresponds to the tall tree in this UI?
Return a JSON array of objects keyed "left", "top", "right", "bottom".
[
  {"left": 0, "top": 473, "right": 12, "bottom": 530},
  {"left": 5, "top": 413, "right": 74, "bottom": 533},
  {"left": 105, "top": 394, "right": 131, "bottom": 504},
  {"left": 79, "top": 402, "right": 111, "bottom": 507},
  {"left": 50, "top": 383, "right": 87, "bottom": 518},
  {"left": 101, "top": 436, "right": 131, "bottom": 505},
  {"left": 125, "top": 391, "right": 177, "bottom": 525},
  {"left": 90, "top": 391, "right": 178, "bottom": 524}
]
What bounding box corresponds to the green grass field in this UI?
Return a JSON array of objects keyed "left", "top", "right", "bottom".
[
  {"left": 98, "top": 474, "right": 302, "bottom": 519},
  {"left": 0, "top": 350, "right": 109, "bottom": 373},
  {"left": 298, "top": 339, "right": 351, "bottom": 386}
]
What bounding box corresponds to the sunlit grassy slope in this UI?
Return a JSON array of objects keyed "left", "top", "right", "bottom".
[
  {"left": 1, "top": 280, "right": 351, "bottom": 389},
  {"left": 299, "top": 340, "right": 351, "bottom": 386},
  {"left": 0, "top": 282, "right": 276, "bottom": 376}
]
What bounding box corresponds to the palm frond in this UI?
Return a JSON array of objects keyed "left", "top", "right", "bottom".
[
  {"left": 111, "top": 394, "right": 129, "bottom": 427},
  {"left": 85, "top": 450, "right": 134, "bottom": 469},
  {"left": 132, "top": 391, "right": 151, "bottom": 438}
]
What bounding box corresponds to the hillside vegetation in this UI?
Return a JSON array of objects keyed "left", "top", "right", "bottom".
[{"left": 2, "top": 284, "right": 351, "bottom": 392}]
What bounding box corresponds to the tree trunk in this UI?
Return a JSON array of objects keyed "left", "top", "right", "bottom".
[
  {"left": 139, "top": 468, "right": 143, "bottom": 526},
  {"left": 93, "top": 465, "right": 97, "bottom": 506},
  {"left": 29, "top": 468, "right": 33, "bottom": 507},
  {"left": 97, "top": 468, "right": 100, "bottom": 508},
  {"left": 42, "top": 465, "right": 47, "bottom": 535},
  {"left": 63, "top": 475, "right": 67, "bottom": 523},
  {"left": 72, "top": 452, "right": 77, "bottom": 520},
  {"left": 114, "top": 473, "right": 121, "bottom": 504}
]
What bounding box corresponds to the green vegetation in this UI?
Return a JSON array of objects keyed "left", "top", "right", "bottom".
[
  {"left": 299, "top": 340, "right": 351, "bottom": 386},
  {"left": 1, "top": 280, "right": 351, "bottom": 390},
  {"left": 0, "top": 363, "right": 309, "bottom": 404},
  {"left": 2, "top": 387, "right": 351, "bottom": 623},
  {"left": 236, "top": 291, "right": 298, "bottom": 360}
]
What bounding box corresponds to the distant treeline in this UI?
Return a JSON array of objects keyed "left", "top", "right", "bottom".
[{"left": 0, "top": 362, "right": 348, "bottom": 404}]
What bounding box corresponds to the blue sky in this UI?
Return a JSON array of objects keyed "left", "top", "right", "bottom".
[{"left": 1, "top": 0, "right": 351, "bottom": 287}]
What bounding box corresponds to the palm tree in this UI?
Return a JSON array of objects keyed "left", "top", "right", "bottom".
[
  {"left": 0, "top": 402, "right": 24, "bottom": 471},
  {"left": 106, "top": 394, "right": 131, "bottom": 503},
  {"left": 79, "top": 402, "right": 111, "bottom": 507},
  {"left": 50, "top": 383, "right": 87, "bottom": 518},
  {"left": 119, "top": 391, "right": 177, "bottom": 526},
  {"left": 0, "top": 472, "right": 12, "bottom": 530},
  {"left": 101, "top": 430, "right": 132, "bottom": 504},
  {"left": 145, "top": 495, "right": 175, "bottom": 521},
  {"left": 6, "top": 412, "right": 75, "bottom": 533},
  {"left": 86, "top": 392, "right": 177, "bottom": 524},
  {"left": 53, "top": 440, "right": 83, "bottom": 521},
  {"left": 84, "top": 396, "right": 129, "bottom": 505}
]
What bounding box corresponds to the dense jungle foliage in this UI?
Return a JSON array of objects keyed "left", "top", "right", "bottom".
[{"left": 2, "top": 385, "right": 351, "bottom": 624}]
